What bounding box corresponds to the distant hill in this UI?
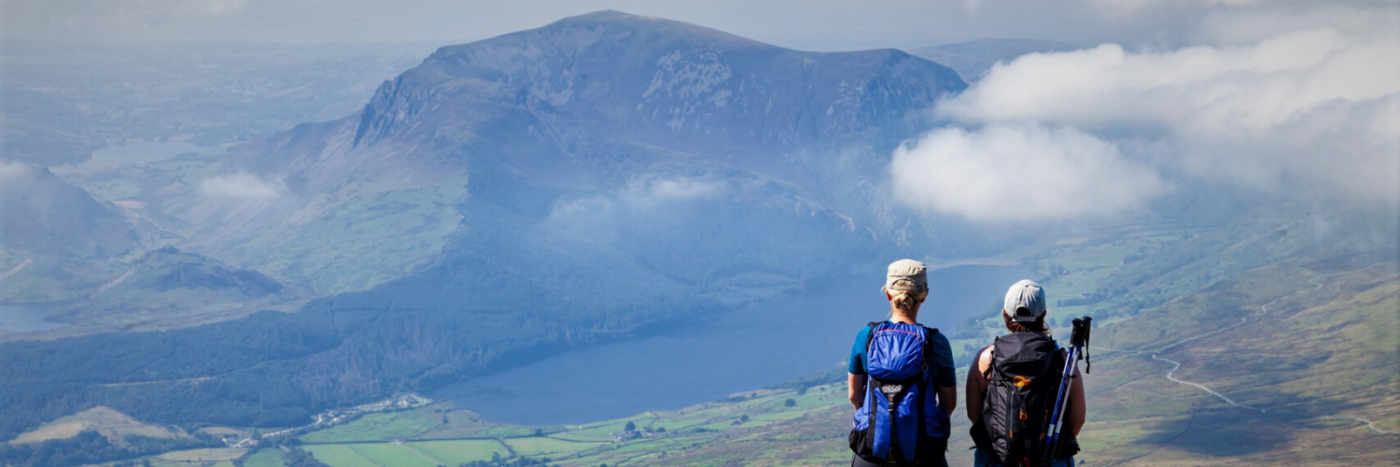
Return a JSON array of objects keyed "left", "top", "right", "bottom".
[
  {"left": 907, "top": 38, "right": 1082, "bottom": 81},
  {"left": 0, "top": 161, "right": 293, "bottom": 335},
  {"left": 46, "top": 247, "right": 286, "bottom": 333},
  {"left": 0, "top": 162, "right": 139, "bottom": 304},
  {"left": 0, "top": 162, "right": 137, "bottom": 260}
]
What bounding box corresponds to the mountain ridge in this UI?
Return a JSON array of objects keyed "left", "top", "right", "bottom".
[{"left": 179, "top": 9, "right": 968, "bottom": 297}]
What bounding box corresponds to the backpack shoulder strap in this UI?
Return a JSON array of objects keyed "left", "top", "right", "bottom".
[
  {"left": 921, "top": 326, "right": 940, "bottom": 356},
  {"left": 983, "top": 345, "right": 999, "bottom": 381},
  {"left": 863, "top": 321, "right": 883, "bottom": 352},
  {"left": 920, "top": 326, "right": 940, "bottom": 379}
]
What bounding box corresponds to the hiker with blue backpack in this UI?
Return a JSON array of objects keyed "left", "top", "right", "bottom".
[
  {"left": 966, "top": 280, "right": 1087, "bottom": 467},
  {"left": 848, "top": 259, "right": 957, "bottom": 467}
]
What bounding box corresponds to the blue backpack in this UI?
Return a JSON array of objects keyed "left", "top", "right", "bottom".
[{"left": 850, "top": 321, "right": 950, "bottom": 464}]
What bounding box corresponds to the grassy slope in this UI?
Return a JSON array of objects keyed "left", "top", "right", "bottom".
[
  {"left": 291, "top": 385, "right": 858, "bottom": 467},
  {"left": 1081, "top": 258, "right": 1399, "bottom": 466},
  {"left": 9, "top": 406, "right": 184, "bottom": 445},
  {"left": 279, "top": 231, "right": 1397, "bottom": 467}
]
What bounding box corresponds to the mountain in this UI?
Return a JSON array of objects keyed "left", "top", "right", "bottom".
[
  {"left": 158, "top": 10, "right": 967, "bottom": 299},
  {"left": 907, "top": 38, "right": 1082, "bottom": 81},
  {"left": 0, "top": 10, "right": 970, "bottom": 442}
]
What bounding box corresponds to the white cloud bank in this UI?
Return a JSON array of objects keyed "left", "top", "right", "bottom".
[
  {"left": 198, "top": 173, "right": 279, "bottom": 200},
  {"left": 892, "top": 124, "right": 1168, "bottom": 222},
  {"left": 895, "top": 4, "right": 1400, "bottom": 222}
]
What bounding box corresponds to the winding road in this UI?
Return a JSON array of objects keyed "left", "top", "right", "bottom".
[{"left": 1091, "top": 267, "right": 1396, "bottom": 465}]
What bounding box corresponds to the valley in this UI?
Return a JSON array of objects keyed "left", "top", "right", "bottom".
[
  {"left": 1, "top": 7, "right": 1396, "bottom": 467},
  {"left": 4, "top": 213, "right": 1391, "bottom": 466}
]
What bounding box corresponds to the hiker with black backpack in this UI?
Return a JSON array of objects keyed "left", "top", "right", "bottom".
[
  {"left": 966, "top": 280, "right": 1085, "bottom": 467},
  {"left": 848, "top": 259, "right": 957, "bottom": 467}
]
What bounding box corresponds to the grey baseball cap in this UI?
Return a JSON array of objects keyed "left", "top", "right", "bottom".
[
  {"left": 1003, "top": 279, "right": 1046, "bottom": 323},
  {"left": 883, "top": 259, "right": 928, "bottom": 293}
]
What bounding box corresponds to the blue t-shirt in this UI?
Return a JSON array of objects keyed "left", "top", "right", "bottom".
[{"left": 848, "top": 321, "right": 957, "bottom": 388}]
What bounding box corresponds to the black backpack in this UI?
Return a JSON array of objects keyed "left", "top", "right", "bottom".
[{"left": 971, "top": 332, "right": 1078, "bottom": 466}]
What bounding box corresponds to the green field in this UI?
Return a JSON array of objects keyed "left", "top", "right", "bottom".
[
  {"left": 406, "top": 439, "right": 510, "bottom": 465},
  {"left": 346, "top": 443, "right": 440, "bottom": 467},
  {"left": 300, "top": 408, "right": 444, "bottom": 443},
  {"left": 504, "top": 436, "right": 605, "bottom": 457},
  {"left": 415, "top": 410, "right": 546, "bottom": 440},
  {"left": 241, "top": 448, "right": 287, "bottom": 467},
  {"left": 303, "top": 445, "right": 381, "bottom": 467}
]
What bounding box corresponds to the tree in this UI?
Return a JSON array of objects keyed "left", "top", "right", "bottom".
[
  {"left": 784, "top": 398, "right": 796, "bottom": 407},
  {"left": 623, "top": 421, "right": 636, "bottom": 432}
]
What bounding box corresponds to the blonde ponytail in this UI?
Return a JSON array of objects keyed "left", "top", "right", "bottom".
[
  {"left": 888, "top": 279, "right": 928, "bottom": 313},
  {"left": 892, "top": 291, "right": 917, "bottom": 311}
]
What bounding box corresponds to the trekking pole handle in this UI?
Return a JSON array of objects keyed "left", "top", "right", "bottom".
[{"left": 1070, "top": 317, "right": 1091, "bottom": 347}]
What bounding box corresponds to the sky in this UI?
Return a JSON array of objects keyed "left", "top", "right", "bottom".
[
  {"left": 0, "top": 0, "right": 1358, "bottom": 50},
  {"left": 3, "top": 0, "right": 1398, "bottom": 223}
]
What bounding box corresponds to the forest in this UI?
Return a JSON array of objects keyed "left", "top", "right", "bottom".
[
  {"left": 0, "top": 430, "right": 220, "bottom": 467},
  {"left": 0, "top": 283, "right": 716, "bottom": 442}
]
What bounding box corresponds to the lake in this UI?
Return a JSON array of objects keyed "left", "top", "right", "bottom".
[
  {"left": 85, "top": 141, "right": 214, "bottom": 168},
  {"left": 432, "top": 264, "right": 1034, "bottom": 426}
]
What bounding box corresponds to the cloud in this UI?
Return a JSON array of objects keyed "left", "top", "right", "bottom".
[
  {"left": 540, "top": 175, "right": 724, "bottom": 237},
  {"left": 943, "top": 27, "right": 1399, "bottom": 140},
  {"left": 621, "top": 176, "right": 725, "bottom": 209},
  {"left": 891, "top": 124, "right": 1168, "bottom": 222},
  {"left": 198, "top": 173, "right": 280, "bottom": 200},
  {"left": 0, "top": 160, "right": 36, "bottom": 180},
  {"left": 895, "top": 4, "right": 1400, "bottom": 222}
]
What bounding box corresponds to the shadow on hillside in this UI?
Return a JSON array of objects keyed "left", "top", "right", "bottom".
[{"left": 1138, "top": 405, "right": 1299, "bottom": 457}]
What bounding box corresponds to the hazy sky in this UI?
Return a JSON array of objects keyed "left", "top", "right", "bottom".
[
  {"left": 0, "top": 0, "right": 1367, "bottom": 51},
  {"left": 4, "top": 0, "right": 1397, "bottom": 220}
]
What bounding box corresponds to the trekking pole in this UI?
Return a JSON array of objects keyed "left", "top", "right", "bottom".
[{"left": 1045, "top": 317, "right": 1091, "bottom": 461}]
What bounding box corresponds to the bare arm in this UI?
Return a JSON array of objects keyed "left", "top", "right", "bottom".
[
  {"left": 965, "top": 347, "right": 991, "bottom": 423},
  {"left": 848, "top": 372, "right": 866, "bottom": 410},
  {"left": 938, "top": 385, "right": 957, "bottom": 415},
  {"left": 1066, "top": 366, "right": 1085, "bottom": 436}
]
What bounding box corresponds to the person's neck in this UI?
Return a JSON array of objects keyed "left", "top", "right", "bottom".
[{"left": 890, "top": 311, "right": 918, "bottom": 324}]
